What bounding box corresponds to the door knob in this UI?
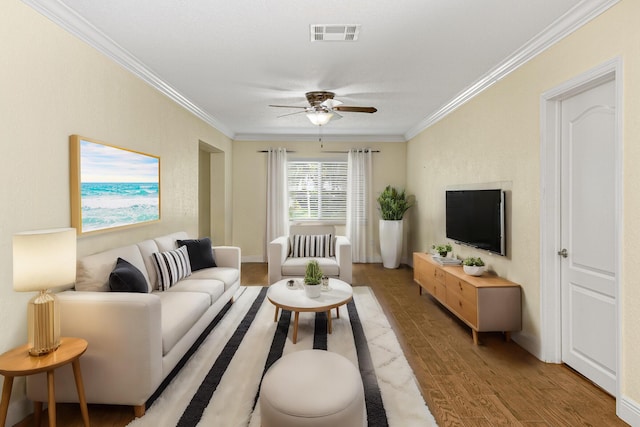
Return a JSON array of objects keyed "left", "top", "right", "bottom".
[{"left": 557, "top": 248, "right": 568, "bottom": 258}]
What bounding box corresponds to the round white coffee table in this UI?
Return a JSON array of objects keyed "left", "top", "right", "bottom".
[{"left": 267, "top": 278, "right": 353, "bottom": 344}]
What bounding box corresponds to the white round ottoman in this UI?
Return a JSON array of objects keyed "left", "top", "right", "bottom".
[{"left": 260, "top": 349, "right": 365, "bottom": 427}]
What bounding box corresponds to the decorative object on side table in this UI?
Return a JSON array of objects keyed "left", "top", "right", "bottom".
[
  {"left": 463, "top": 257, "right": 486, "bottom": 276},
  {"left": 321, "top": 275, "right": 330, "bottom": 291},
  {"left": 304, "top": 260, "right": 323, "bottom": 298},
  {"left": 12, "top": 228, "right": 77, "bottom": 356},
  {"left": 378, "top": 185, "right": 414, "bottom": 269},
  {"left": 432, "top": 243, "right": 452, "bottom": 258}
]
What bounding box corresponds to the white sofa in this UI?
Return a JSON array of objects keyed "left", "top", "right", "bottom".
[
  {"left": 268, "top": 225, "right": 352, "bottom": 285},
  {"left": 26, "top": 231, "right": 241, "bottom": 417}
]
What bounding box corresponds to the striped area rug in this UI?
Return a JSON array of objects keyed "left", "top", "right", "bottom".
[{"left": 127, "top": 286, "right": 437, "bottom": 427}]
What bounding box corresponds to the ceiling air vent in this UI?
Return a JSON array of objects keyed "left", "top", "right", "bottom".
[{"left": 310, "top": 24, "right": 360, "bottom": 42}]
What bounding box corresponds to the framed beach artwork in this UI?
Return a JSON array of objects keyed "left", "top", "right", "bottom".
[{"left": 70, "top": 135, "right": 160, "bottom": 235}]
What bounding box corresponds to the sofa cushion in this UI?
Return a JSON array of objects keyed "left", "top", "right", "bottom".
[
  {"left": 136, "top": 239, "right": 161, "bottom": 291},
  {"left": 76, "top": 244, "right": 150, "bottom": 292},
  {"left": 109, "top": 258, "right": 148, "bottom": 293},
  {"left": 152, "top": 246, "right": 192, "bottom": 291},
  {"left": 282, "top": 257, "right": 340, "bottom": 277},
  {"left": 290, "top": 234, "right": 334, "bottom": 258},
  {"left": 166, "top": 278, "right": 225, "bottom": 304},
  {"left": 155, "top": 291, "right": 210, "bottom": 355},
  {"left": 185, "top": 267, "right": 239, "bottom": 292},
  {"left": 177, "top": 237, "right": 216, "bottom": 271},
  {"left": 154, "top": 231, "right": 189, "bottom": 252}
]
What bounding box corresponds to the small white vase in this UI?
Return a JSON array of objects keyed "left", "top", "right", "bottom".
[
  {"left": 463, "top": 265, "right": 485, "bottom": 277},
  {"left": 304, "top": 283, "right": 322, "bottom": 298},
  {"left": 379, "top": 220, "right": 403, "bottom": 269}
]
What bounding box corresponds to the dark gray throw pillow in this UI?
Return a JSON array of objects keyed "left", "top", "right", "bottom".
[
  {"left": 177, "top": 237, "right": 216, "bottom": 271},
  {"left": 109, "top": 257, "right": 148, "bottom": 293}
]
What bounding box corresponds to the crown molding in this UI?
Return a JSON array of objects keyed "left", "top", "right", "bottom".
[
  {"left": 22, "top": 0, "right": 235, "bottom": 140},
  {"left": 233, "top": 132, "right": 406, "bottom": 143},
  {"left": 23, "top": 0, "right": 619, "bottom": 144},
  {"left": 404, "top": 0, "right": 620, "bottom": 141}
]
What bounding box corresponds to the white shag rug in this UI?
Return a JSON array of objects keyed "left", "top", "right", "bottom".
[{"left": 127, "top": 286, "right": 437, "bottom": 427}]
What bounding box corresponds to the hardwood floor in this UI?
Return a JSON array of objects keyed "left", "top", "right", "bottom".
[{"left": 15, "top": 263, "right": 626, "bottom": 426}]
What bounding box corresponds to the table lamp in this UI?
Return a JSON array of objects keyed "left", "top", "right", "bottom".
[{"left": 13, "top": 228, "right": 76, "bottom": 356}]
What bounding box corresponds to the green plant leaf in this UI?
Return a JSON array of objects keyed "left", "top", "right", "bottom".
[{"left": 377, "top": 185, "right": 413, "bottom": 220}]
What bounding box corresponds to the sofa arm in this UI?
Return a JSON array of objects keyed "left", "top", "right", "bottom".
[
  {"left": 26, "top": 291, "right": 163, "bottom": 407},
  {"left": 268, "top": 236, "right": 289, "bottom": 284},
  {"left": 335, "top": 235, "right": 353, "bottom": 284},
  {"left": 212, "top": 246, "right": 241, "bottom": 270}
]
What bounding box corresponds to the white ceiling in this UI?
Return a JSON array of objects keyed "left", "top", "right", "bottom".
[{"left": 26, "top": 0, "right": 616, "bottom": 142}]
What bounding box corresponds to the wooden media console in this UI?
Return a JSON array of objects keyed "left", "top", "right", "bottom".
[{"left": 413, "top": 252, "right": 522, "bottom": 344}]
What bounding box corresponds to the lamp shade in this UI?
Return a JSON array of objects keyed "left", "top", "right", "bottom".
[
  {"left": 306, "top": 111, "right": 333, "bottom": 126},
  {"left": 13, "top": 228, "right": 76, "bottom": 292}
]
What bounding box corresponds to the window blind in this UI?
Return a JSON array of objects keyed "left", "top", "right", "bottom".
[{"left": 288, "top": 161, "right": 347, "bottom": 221}]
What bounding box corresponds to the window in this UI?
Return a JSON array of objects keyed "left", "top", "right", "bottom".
[{"left": 288, "top": 161, "right": 347, "bottom": 221}]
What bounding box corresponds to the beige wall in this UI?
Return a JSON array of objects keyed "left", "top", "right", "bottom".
[
  {"left": 0, "top": 1, "right": 232, "bottom": 423},
  {"left": 232, "top": 140, "right": 407, "bottom": 261},
  {"left": 3, "top": 0, "right": 638, "bottom": 423},
  {"left": 406, "top": 0, "right": 639, "bottom": 412}
]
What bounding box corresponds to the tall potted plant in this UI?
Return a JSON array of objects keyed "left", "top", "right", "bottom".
[{"left": 377, "top": 185, "right": 413, "bottom": 268}]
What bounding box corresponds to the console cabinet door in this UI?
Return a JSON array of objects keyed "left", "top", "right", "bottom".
[
  {"left": 445, "top": 274, "right": 478, "bottom": 327},
  {"left": 414, "top": 254, "right": 434, "bottom": 294}
]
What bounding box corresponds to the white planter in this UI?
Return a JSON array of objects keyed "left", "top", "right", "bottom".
[
  {"left": 304, "top": 283, "right": 322, "bottom": 298},
  {"left": 463, "top": 265, "right": 485, "bottom": 277},
  {"left": 379, "top": 220, "right": 403, "bottom": 269}
]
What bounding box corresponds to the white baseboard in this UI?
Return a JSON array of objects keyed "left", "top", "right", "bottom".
[
  {"left": 511, "top": 330, "right": 543, "bottom": 361},
  {"left": 7, "top": 395, "right": 31, "bottom": 427},
  {"left": 618, "top": 395, "right": 640, "bottom": 426}
]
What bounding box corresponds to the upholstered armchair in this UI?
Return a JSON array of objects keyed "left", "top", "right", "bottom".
[{"left": 268, "top": 225, "right": 352, "bottom": 285}]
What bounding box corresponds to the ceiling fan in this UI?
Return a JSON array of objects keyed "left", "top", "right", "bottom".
[{"left": 269, "top": 91, "right": 377, "bottom": 126}]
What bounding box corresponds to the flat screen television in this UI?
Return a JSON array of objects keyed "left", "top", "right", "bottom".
[{"left": 445, "top": 189, "right": 506, "bottom": 256}]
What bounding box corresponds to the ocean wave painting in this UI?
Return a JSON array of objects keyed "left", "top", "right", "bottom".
[
  {"left": 81, "top": 182, "right": 160, "bottom": 232},
  {"left": 71, "top": 136, "right": 160, "bottom": 234}
]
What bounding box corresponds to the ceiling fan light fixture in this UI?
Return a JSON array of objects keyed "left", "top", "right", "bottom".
[{"left": 306, "top": 110, "right": 333, "bottom": 126}]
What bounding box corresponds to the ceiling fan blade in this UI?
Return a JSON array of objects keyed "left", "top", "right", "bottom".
[
  {"left": 277, "top": 110, "right": 307, "bottom": 118},
  {"left": 333, "top": 106, "right": 377, "bottom": 113},
  {"left": 269, "top": 104, "right": 307, "bottom": 109},
  {"left": 321, "top": 99, "right": 343, "bottom": 109}
]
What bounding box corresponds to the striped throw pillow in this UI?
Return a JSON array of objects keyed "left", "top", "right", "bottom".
[
  {"left": 152, "top": 245, "right": 192, "bottom": 291},
  {"left": 290, "top": 234, "right": 334, "bottom": 258}
]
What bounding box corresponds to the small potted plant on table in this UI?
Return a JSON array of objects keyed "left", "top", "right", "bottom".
[
  {"left": 462, "top": 257, "right": 485, "bottom": 276},
  {"left": 304, "top": 260, "right": 323, "bottom": 298},
  {"left": 432, "top": 243, "right": 452, "bottom": 258}
]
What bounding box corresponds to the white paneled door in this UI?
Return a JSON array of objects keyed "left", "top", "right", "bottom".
[{"left": 560, "top": 79, "right": 617, "bottom": 395}]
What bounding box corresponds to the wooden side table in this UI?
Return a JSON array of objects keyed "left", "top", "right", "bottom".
[{"left": 0, "top": 337, "right": 90, "bottom": 427}]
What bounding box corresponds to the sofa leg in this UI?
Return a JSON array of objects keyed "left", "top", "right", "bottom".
[{"left": 134, "top": 404, "right": 146, "bottom": 417}]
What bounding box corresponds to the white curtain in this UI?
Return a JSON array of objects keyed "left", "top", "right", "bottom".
[
  {"left": 346, "top": 149, "right": 374, "bottom": 262},
  {"left": 266, "top": 148, "right": 289, "bottom": 254}
]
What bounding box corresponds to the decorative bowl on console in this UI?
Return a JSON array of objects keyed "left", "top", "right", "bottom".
[
  {"left": 463, "top": 265, "right": 485, "bottom": 276},
  {"left": 462, "top": 257, "right": 485, "bottom": 276}
]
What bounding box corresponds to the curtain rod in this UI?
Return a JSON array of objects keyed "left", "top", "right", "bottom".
[
  {"left": 320, "top": 150, "right": 380, "bottom": 153},
  {"left": 257, "top": 150, "right": 379, "bottom": 153}
]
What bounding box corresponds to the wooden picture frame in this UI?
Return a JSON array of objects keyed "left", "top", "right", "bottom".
[{"left": 70, "top": 135, "right": 160, "bottom": 235}]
